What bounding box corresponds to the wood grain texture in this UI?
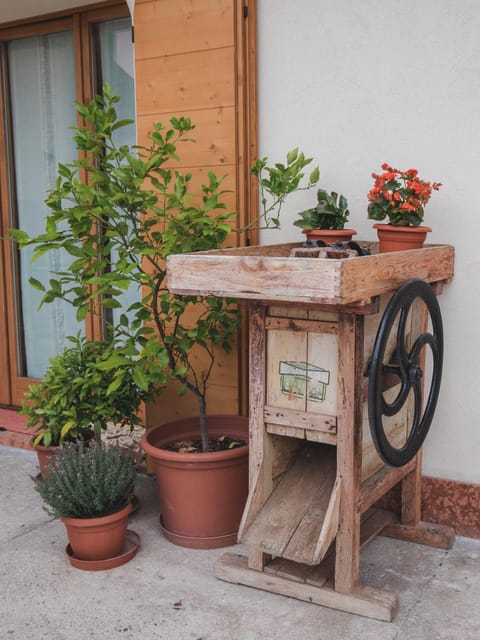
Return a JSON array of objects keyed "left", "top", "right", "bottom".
[
  {"left": 241, "top": 443, "right": 338, "bottom": 565},
  {"left": 136, "top": 47, "right": 235, "bottom": 116},
  {"left": 264, "top": 405, "right": 336, "bottom": 434},
  {"left": 215, "top": 553, "right": 398, "bottom": 621},
  {"left": 167, "top": 244, "right": 454, "bottom": 304},
  {"left": 382, "top": 520, "right": 455, "bottom": 549},
  {"left": 334, "top": 314, "right": 363, "bottom": 593},
  {"left": 138, "top": 107, "right": 236, "bottom": 168},
  {"left": 134, "top": 0, "right": 234, "bottom": 60}
]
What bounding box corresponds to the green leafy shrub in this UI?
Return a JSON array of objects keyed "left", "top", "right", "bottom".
[
  {"left": 36, "top": 442, "right": 136, "bottom": 518},
  {"left": 21, "top": 334, "right": 151, "bottom": 446}
]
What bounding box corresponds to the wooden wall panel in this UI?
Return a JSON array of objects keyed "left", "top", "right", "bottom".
[
  {"left": 137, "top": 107, "right": 236, "bottom": 168},
  {"left": 136, "top": 47, "right": 235, "bottom": 115},
  {"left": 134, "top": 0, "right": 234, "bottom": 60},
  {"left": 134, "top": 0, "right": 256, "bottom": 428}
]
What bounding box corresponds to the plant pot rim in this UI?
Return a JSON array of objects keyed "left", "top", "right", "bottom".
[
  {"left": 61, "top": 499, "right": 133, "bottom": 527},
  {"left": 141, "top": 414, "right": 249, "bottom": 464},
  {"left": 30, "top": 428, "right": 95, "bottom": 450},
  {"left": 301, "top": 228, "right": 357, "bottom": 235},
  {"left": 372, "top": 223, "right": 432, "bottom": 233}
]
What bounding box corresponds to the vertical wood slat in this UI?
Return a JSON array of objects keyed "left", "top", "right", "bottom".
[
  {"left": 335, "top": 313, "right": 364, "bottom": 593},
  {"left": 133, "top": 0, "right": 258, "bottom": 427},
  {"left": 239, "top": 303, "right": 272, "bottom": 570},
  {"left": 401, "top": 299, "right": 430, "bottom": 526},
  {"left": 0, "top": 46, "right": 12, "bottom": 404}
]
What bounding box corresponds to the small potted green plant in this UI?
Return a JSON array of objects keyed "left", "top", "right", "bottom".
[
  {"left": 367, "top": 163, "right": 442, "bottom": 252},
  {"left": 293, "top": 187, "right": 357, "bottom": 244},
  {"left": 37, "top": 441, "right": 138, "bottom": 569},
  {"left": 22, "top": 334, "right": 150, "bottom": 476}
]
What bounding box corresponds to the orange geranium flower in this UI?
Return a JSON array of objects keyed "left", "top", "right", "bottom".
[{"left": 367, "top": 163, "right": 441, "bottom": 227}]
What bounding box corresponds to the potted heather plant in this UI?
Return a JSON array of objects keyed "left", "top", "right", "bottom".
[
  {"left": 367, "top": 163, "right": 442, "bottom": 252},
  {"left": 293, "top": 187, "right": 357, "bottom": 244},
  {"left": 36, "top": 441, "right": 138, "bottom": 569}
]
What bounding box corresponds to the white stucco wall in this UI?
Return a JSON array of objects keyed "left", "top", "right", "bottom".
[{"left": 258, "top": 0, "right": 480, "bottom": 483}]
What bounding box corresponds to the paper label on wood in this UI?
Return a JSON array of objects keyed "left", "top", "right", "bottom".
[{"left": 267, "top": 329, "right": 338, "bottom": 416}]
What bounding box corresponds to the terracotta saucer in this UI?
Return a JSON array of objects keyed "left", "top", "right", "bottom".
[
  {"left": 159, "top": 516, "right": 238, "bottom": 549},
  {"left": 65, "top": 529, "right": 140, "bottom": 571}
]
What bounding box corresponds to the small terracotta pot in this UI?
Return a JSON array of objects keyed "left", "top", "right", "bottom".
[
  {"left": 33, "top": 430, "right": 95, "bottom": 479},
  {"left": 373, "top": 223, "right": 432, "bottom": 253},
  {"left": 141, "top": 415, "right": 249, "bottom": 549},
  {"left": 302, "top": 228, "right": 357, "bottom": 244},
  {"left": 62, "top": 501, "right": 133, "bottom": 561},
  {"left": 33, "top": 442, "right": 59, "bottom": 478}
]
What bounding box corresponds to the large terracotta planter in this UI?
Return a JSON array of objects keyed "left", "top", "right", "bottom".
[
  {"left": 141, "top": 415, "right": 249, "bottom": 549},
  {"left": 62, "top": 501, "right": 133, "bottom": 561},
  {"left": 373, "top": 223, "right": 432, "bottom": 253},
  {"left": 302, "top": 228, "right": 357, "bottom": 244}
]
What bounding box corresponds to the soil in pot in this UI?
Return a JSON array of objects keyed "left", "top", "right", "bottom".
[{"left": 141, "top": 415, "right": 249, "bottom": 549}]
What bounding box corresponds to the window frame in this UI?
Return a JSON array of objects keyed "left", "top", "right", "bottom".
[{"left": 0, "top": 1, "right": 133, "bottom": 404}]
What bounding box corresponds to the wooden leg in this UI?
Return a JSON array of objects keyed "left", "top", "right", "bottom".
[
  {"left": 401, "top": 451, "right": 422, "bottom": 526},
  {"left": 381, "top": 443, "right": 454, "bottom": 549},
  {"left": 335, "top": 314, "right": 364, "bottom": 593},
  {"left": 247, "top": 547, "right": 271, "bottom": 571}
]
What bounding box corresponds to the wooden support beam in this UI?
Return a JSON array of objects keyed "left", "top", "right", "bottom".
[
  {"left": 334, "top": 313, "right": 364, "bottom": 593},
  {"left": 382, "top": 520, "right": 455, "bottom": 549},
  {"left": 215, "top": 553, "right": 398, "bottom": 622}
]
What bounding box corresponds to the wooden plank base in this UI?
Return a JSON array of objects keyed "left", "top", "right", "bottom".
[
  {"left": 382, "top": 520, "right": 455, "bottom": 549},
  {"left": 215, "top": 553, "right": 398, "bottom": 622}
]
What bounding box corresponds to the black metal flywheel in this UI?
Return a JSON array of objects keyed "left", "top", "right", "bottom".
[{"left": 367, "top": 279, "right": 444, "bottom": 467}]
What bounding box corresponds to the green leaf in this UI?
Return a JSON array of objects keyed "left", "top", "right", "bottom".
[
  {"left": 60, "top": 420, "right": 76, "bottom": 441},
  {"left": 132, "top": 366, "right": 150, "bottom": 391},
  {"left": 29, "top": 277, "right": 46, "bottom": 292},
  {"left": 309, "top": 166, "right": 320, "bottom": 184}
]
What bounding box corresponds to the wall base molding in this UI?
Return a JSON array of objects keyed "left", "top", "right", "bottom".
[
  {"left": 421, "top": 476, "right": 480, "bottom": 540},
  {"left": 378, "top": 475, "right": 480, "bottom": 541}
]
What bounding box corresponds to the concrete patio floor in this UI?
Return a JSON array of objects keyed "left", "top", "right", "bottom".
[{"left": 1, "top": 445, "right": 479, "bottom": 640}]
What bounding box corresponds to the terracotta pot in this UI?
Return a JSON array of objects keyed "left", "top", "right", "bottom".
[
  {"left": 62, "top": 501, "right": 133, "bottom": 561},
  {"left": 373, "top": 223, "right": 432, "bottom": 253},
  {"left": 33, "top": 442, "right": 59, "bottom": 478},
  {"left": 141, "top": 415, "right": 249, "bottom": 549},
  {"left": 302, "top": 228, "right": 357, "bottom": 244}
]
